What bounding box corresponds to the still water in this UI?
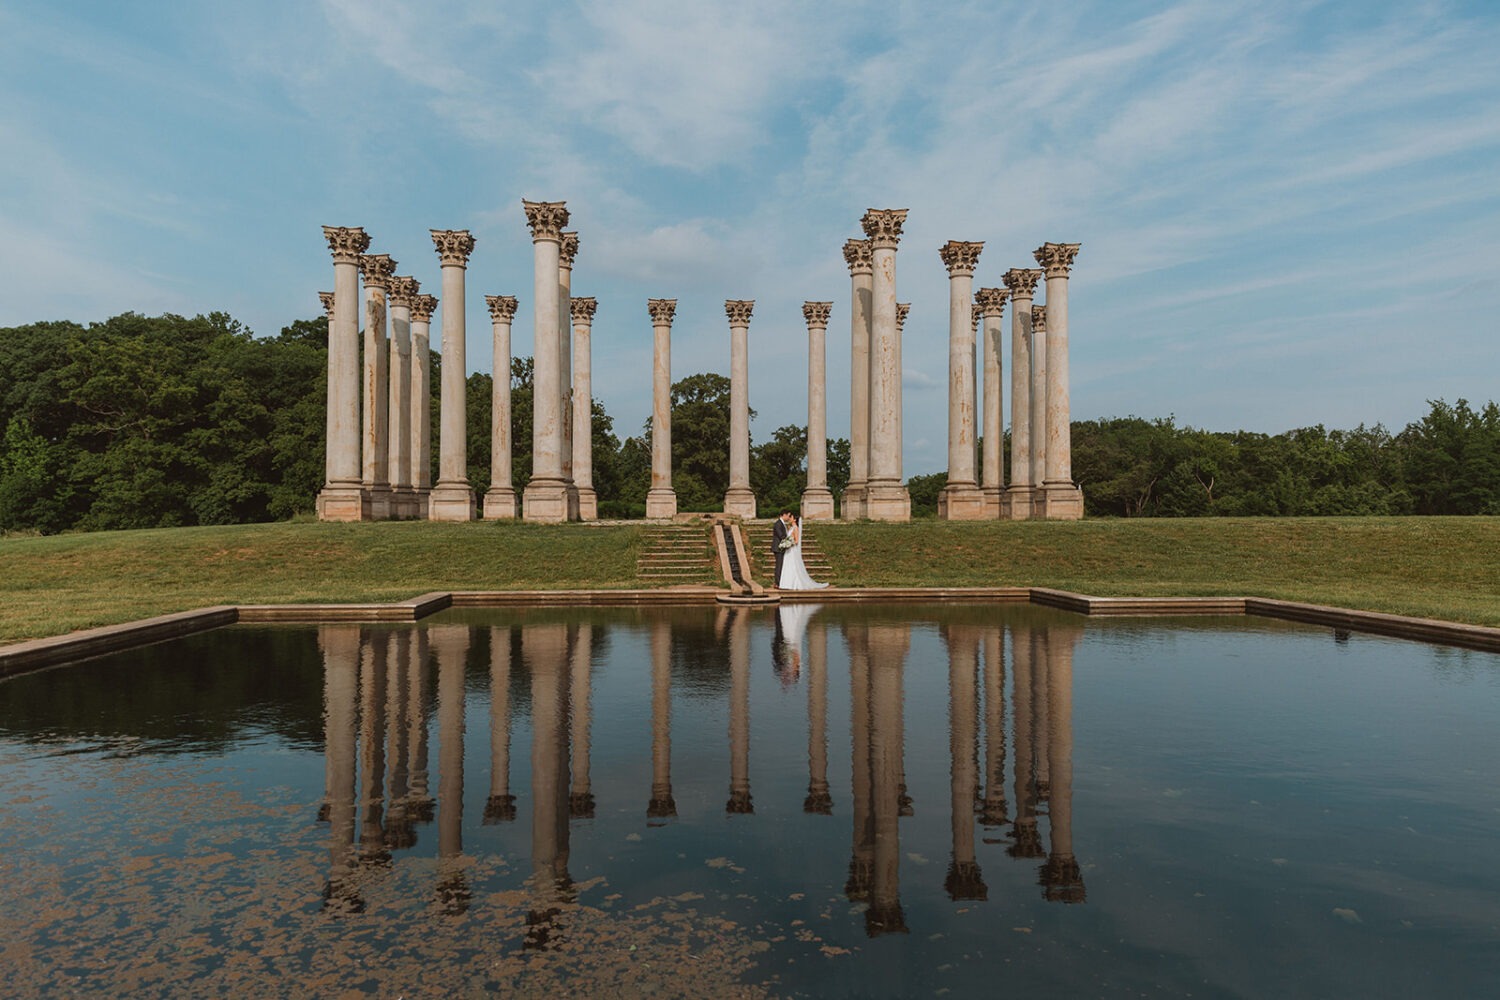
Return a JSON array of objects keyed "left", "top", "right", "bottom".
[{"left": 1, "top": 603, "right": 1497, "bottom": 998}]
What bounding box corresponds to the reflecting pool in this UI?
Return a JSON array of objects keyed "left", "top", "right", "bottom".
[{"left": 1, "top": 604, "right": 1498, "bottom": 998}]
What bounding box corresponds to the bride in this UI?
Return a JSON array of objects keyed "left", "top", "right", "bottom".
[{"left": 778, "top": 514, "right": 829, "bottom": 591}]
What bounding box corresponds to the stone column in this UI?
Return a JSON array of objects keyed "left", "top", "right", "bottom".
[
  {"left": 1029, "top": 304, "right": 1049, "bottom": 515},
  {"left": 647, "top": 620, "right": 676, "bottom": 818},
  {"left": 645, "top": 299, "right": 678, "bottom": 518},
  {"left": 409, "top": 294, "right": 437, "bottom": 519},
  {"left": 861, "top": 209, "right": 911, "bottom": 521},
  {"left": 1041, "top": 626, "right": 1086, "bottom": 903},
  {"left": 569, "top": 622, "right": 595, "bottom": 817},
  {"left": 386, "top": 276, "right": 417, "bottom": 519},
  {"left": 316, "top": 290, "right": 340, "bottom": 516},
  {"left": 1036, "top": 242, "right": 1085, "bottom": 520},
  {"left": 801, "top": 301, "right": 835, "bottom": 520},
  {"left": 318, "top": 227, "right": 370, "bottom": 521},
  {"left": 722, "top": 300, "right": 757, "bottom": 518},
  {"left": 841, "top": 239, "right": 874, "bottom": 519},
  {"left": 1002, "top": 269, "right": 1040, "bottom": 519},
  {"left": 937, "top": 241, "right": 986, "bottom": 520},
  {"left": 570, "top": 296, "right": 598, "bottom": 520},
  {"left": 359, "top": 252, "right": 396, "bottom": 520},
  {"left": 559, "top": 232, "right": 579, "bottom": 519},
  {"left": 944, "top": 625, "right": 987, "bottom": 901},
  {"left": 522, "top": 201, "right": 571, "bottom": 522},
  {"left": 428, "top": 230, "right": 477, "bottom": 521},
  {"left": 976, "top": 287, "right": 1009, "bottom": 519},
  {"left": 484, "top": 626, "right": 517, "bottom": 823},
  {"left": 483, "top": 295, "right": 520, "bottom": 519}
]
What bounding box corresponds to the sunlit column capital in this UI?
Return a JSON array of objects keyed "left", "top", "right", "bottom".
[
  {"left": 860, "top": 208, "right": 908, "bottom": 250},
  {"left": 322, "top": 225, "right": 370, "bottom": 264}
]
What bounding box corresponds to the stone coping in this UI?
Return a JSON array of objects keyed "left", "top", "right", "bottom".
[{"left": 3, "top": 587, "right": 1498, "bottom": 679}]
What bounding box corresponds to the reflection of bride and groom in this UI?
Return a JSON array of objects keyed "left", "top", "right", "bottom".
[
  {"left": 772, "top": 600, "right": 821, "bottom": 687},
  {"left": 770, "top": 509, "right": 829, "bottom": 591}
]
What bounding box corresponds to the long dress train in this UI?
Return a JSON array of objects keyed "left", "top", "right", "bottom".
[{"left": 778, "top": 532, "right": 828, "bottom": 591}]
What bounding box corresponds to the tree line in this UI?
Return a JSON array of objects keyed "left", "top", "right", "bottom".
[{"left": 1, "top": 312, "right": 1495, "bottom": 533}]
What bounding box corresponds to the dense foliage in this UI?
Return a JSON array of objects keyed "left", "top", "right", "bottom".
[{"left": 2, "top": 312, "right": 1496, "bottom": 532}]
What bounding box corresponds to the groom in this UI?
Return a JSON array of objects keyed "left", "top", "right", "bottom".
[{"left": 770, "top": 509, "right": 793, "bottom": 588}]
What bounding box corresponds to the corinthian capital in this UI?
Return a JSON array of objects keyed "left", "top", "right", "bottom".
[
  {"left": 388, "top": 275, "right": 419, "bottom": 308},
  {"left": 971, "top": 304, "right": 982, "bottom": 332},
  {"left": 895, "top": 302, "right": 910, "bottom": 332},
  {"left": 860, "top": 209, "right": 909, "bottom": 250},
  {"left": 725, "top": 299, "right": 755, "bottom": 326},
  {"left": 1031, "top": 305, "right": 1047, "bottom": 333},
  {"left": 1033, "top": 242, "right": 1081, "bottom": 277},
  {"left": 322, "top": 225, "right": 370, "bottom": 264},
  {"left": 842, "top": 238, "right": 873, "bottom": 275},
  {"left": 803, "top": 301, "right": 833, "bottom": 328},
  {"left": 485, "top": 294, "right": 518, "bottom": 322},
  {"left": 570, "top": 296, "right": 597, "bottom": 323},
  {"left": 1002, "top": 267, "right": 1043, "bottom": 298},
  {"left": 358, "top": 253, "right": 397, "bottom": 289},
  {"left": 974, "top": 286, "right": 1009, "bottom": 318},
  {"left": 648, "top": 298, "right": 677, "bottom": 325},
  {"left": 430, "top": 229, "right": 476, "bottom": 266},
  {"left": 412, "top": 294, "right": 438, "bottom": 323},
  {"left": 939, "top": 240, "right": 985, "bottom": 276},
  {"left": 559, "top": 231, "right": 580, "bottom": 269},
  {"left": 318, "top": 291, "right": 335, "bottom": 318},
  {"left": 522, "top": 200, "right": 570, "bottom": 242}
]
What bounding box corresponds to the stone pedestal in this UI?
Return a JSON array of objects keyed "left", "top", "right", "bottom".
[
  {"left": 387, "top": 276, "right": 418, "bottom": 519},
  {"left": 410, "top": 294, "right": 436, "bottom": 519},
  {"left": 861, "top": 209, "right": 911, "bottom": 522},
  {"left": 645, "top": 299, "right": 678, "bottom": 519},
  {"left": 1035, "top": 242, "right": 1085, "bottom": 520},
  {"left": 522, "top": 200, "right": 571, "bottom": 522},
  {"left": 841, "top": 239, "right": 873, "bottom": 519},
  {"left": 359, "top": 252, "right": 396, "bottom": 520},
  {"left": 428, "top": 229, "right": 477, "bottom": 521},
  {"left": 1003, "top": 268, "right": 1041, "bottom": 519},
  {"left": 801, "top": 301, "right": 836, "bottom": 520},
  {"left": 483, "top": 295, "right": 520, "bottom": 519},
  {"left": 723, "top": 300, "right": 757, "bottom": 518},
  {"left": 976, "top": 287, "right": 1009, "bottom": 519},
  {"left": 570, "top": 296, "right": 598, "bottom": 520},
  {"left": 316, "top": 232, "right": 370, "bottom": 521},
  {"left": 938, "top": 240, "right": 986, "bottom": 520}
]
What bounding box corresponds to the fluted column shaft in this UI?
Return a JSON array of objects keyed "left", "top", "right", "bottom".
[
  {"left": 1036, "top": 243, "right": 1084, "bottom": 519},
  {"left": 646, "top": 300, "right": 677, "bottom": 518},
  {"left": 522, "top": 201, "right": 571, "bottom": 522},
  {"left": 387, "top": 277, "right": 416, "bottom": 517},
  {"left": 483, "top": 296, "right": 519, "bottom": 520},
  {"left": 571, "top": 297, "right": 598, "bottom": 520},
  {"left": 723, "top": 300, "right": 757, "bottom": 518},
  {"left": 938, "top": 242, "right": 985, "bottom": 520},
  {"left": 1003, "top": 268, "right": 1039, "bottom": 519},
  {"left": 559, "top": 232, "right": 578, "bottom": 517},
  {"left": 843, "top": 240, "right": 873, "bottom": 519},
  {"left": 410, "top": 295, "right": 436, "bottom": 517},
  {"left": 977, "top": 288, "right": 1007, "bottom": 518},
  {"left": 429, "top": 231, "right": 477, "bottom": 520},
  {"left": 360, "top": 253, "right": 395, "bottom": 519},
  {"left": 862, "top": 209, "right": 911, "bottom": 521},
  {"left": 801, "top": 301, "right": 835, "bottom": 520},
  {"left": 318, "top": 228, "right": 369, "bottom": 522}
]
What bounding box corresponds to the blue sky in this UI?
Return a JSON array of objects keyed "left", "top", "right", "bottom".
[{"left": 2, "top": 0, "right": 1497, "bottom": 476}]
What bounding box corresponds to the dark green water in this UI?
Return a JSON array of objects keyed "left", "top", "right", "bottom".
[{"left": 1, "top": 604, "right": 1497, "bottom": 998}]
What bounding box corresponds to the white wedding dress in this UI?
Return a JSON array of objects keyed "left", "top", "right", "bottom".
[{"left": 778, "top": 529, "right": 828, "bottom": 590}]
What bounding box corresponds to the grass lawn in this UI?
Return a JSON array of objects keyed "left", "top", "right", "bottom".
[{"left": 2, "top": 516, "right": 1498, "bottom": 643}]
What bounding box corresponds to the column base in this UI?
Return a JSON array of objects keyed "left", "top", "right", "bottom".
[
  {"left": 864, "top": 481, "right": 911, "bottom": 522},
  {"left": 522, "top": 478, "right": 570, "bottom": 523},
  {"left": 1006, "top": 485, "right": 1035, "bottom": 520},
  {"left": 566, "top": 483, "right": 581, "bottom": 521},
  {"left": 427, "top": 481, "right": 476, "bottom": 521},
  {"left": 645, "top": 488, "right": 677, "bottom": 519},
  {"left": 390, "top": 487, "right": 420, "bottom": 519},
  {"left": 412, "top": 488, "right": 431, "bottom": 520},
  {"left": 1039, "top": 482, "right": 1085, "bottom": 520},
  {"left": 366, "top": 484, "right": 394, "bottom": 521},
  {"left": 800, "top": 486, "right": 835, "bottom": 520},
  {"left": 937, "top": 483, "right": 986, "bottom": 520},
  {"left": 840, "top": 483, "right": 867, "bottom": 520},
  {"left": 723, "top": 486, "right": 757, "bottom": 519},
  {"left": 482, "top": 486, "right": 520, "bottom": 520},
  {"left": 316, "top": 483, "right": 370, "bottom": 522},
  {"left": 983, "top": 486, "right": 1005, "bottom": 519},
  {"left": 575, "top": 487, "right": 598, "bottom": 521}
]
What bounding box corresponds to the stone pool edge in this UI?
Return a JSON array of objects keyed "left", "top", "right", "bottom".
[{"left": 4, "top": 586, "right": 1499, "bottom": 678}]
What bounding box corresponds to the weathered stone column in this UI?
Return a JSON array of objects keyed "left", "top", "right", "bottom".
[
  {"left": 944, "top": 625, "right": 987, "bottom": 901},
  {"left": 484, "top": 626, "right": 517, "bottom": 823},
  {"left": 428, "top": 230, "right": 477, "bottom": 521},
  {"left": 1036, "top": 242, "right": 1085, "bottom": 520},
  {"left": 801, "top": 301, "right": 835, "bottom": 520},
  {"left": 861, "top": 209, "right": 911, "bottom": 521},
  {"left": 647, "top": 620, "right": 676, "bottom": 818},
  {"left": 483, "top": 295, "right": 520, "bottom": 520},
  {"left": 1003, "top": 268, "right": 1041, "bottom": 519},
  {"left": 386, "top": 276, "right": 417, "bottom": 519},
  {"left": 723, "top": 299, "right": 757, "bottom": 518},
  {"left": 1029, "top": 304, "right": 1049, "bottom": 515},
  {"left": 645, "top": 299, "right": 678, "bottom": 518},
  {"left": 976, "top": 287, "right": 1009, "bottom": 519},
  {"left": 938, "top": 240, "right": 986, "bottom": 520},
  {"left": 841, "top": 239, "right": 874, "bottom": 519},
  {"left": 359, "top": 252, "right": 396, "bottom": 520},
  {"left": 317, "top": 290, "right": 337, "bottom": 492},
  {"left": 409, "top": 293, "right": 436, "bottom": 519},
  {"left": 559, "top": 232, "right": 579, "bottom": 519},
  {"left": 522, "top": 201, "right": 571, "bottom": 522},
  {"left": 318, "top": 228, "right": 369, "bottom": 522},
  {"left": 570, "top": 296, "right": 598, "bottom": 520}
]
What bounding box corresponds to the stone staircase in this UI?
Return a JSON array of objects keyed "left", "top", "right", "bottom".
[
  {"left": 744, "top": 520, "right": 835, "bottom": 584},
  {"left": 635, "top": 523, "right": 717, "bottom": 585}
]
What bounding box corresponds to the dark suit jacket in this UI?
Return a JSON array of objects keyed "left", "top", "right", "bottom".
[{"left": 771, "top": 518, "right": 788, "bottom": 585}]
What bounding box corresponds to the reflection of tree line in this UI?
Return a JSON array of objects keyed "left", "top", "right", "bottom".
[{"left": 317, "top": 613, "right": 1084, "bottom": 943}]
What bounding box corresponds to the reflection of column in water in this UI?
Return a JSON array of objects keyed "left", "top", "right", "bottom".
[
  {"left": 1040, "top": 627, "right": 1086, "bottom": 904},
  {"left": 320, "top": 624, "right": 364, "bottom": 914},
  {"left": 484, "top": 627, "right": 517, "bottom": 824},
  {"left": 524, "top": 622, "right": 573, "bottom": 948},
  {"left": 895, "top": 631, "right": 914, "bottom": 818},
  {"left": 804, "top": 618, "right": 833, "bottom": 814},
  {"left": 407, "top": 628, "right": 434, "bottom": 822},
  {"left": 726, "top": 610, "right": 753, "bottom": 815},
  {"left": 569, "top": 622, "right": 596, "bottom": 818},
  {"left": 980, "top": 627, "right": 1009, "bottom": 827},
  {"left": 945, "top": 625, "right": 987, "bottom": 901},
  {"left": 357, "top": 628, "right": 391, "bottom": 867},
  {"left": 844, "top": 624, "right": 874, "bottom": 900},
  {"left": 432, "top": 624, "right": 470, "bottom": 914},
  {"left": 866, "top": 623, "right": 910, "bottom": 936},
  {"left": 647, "top": 620, "right": 677, "bottom": 819},
  {"left": 384, "top": 630, "right": 415, "bottom": 850},
  {"left": 1008, "top": 623, "right": 1045, "bottom": 859},
  {"left": 1032, "top": 628, "right": 1051, "bottom": 801}
]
